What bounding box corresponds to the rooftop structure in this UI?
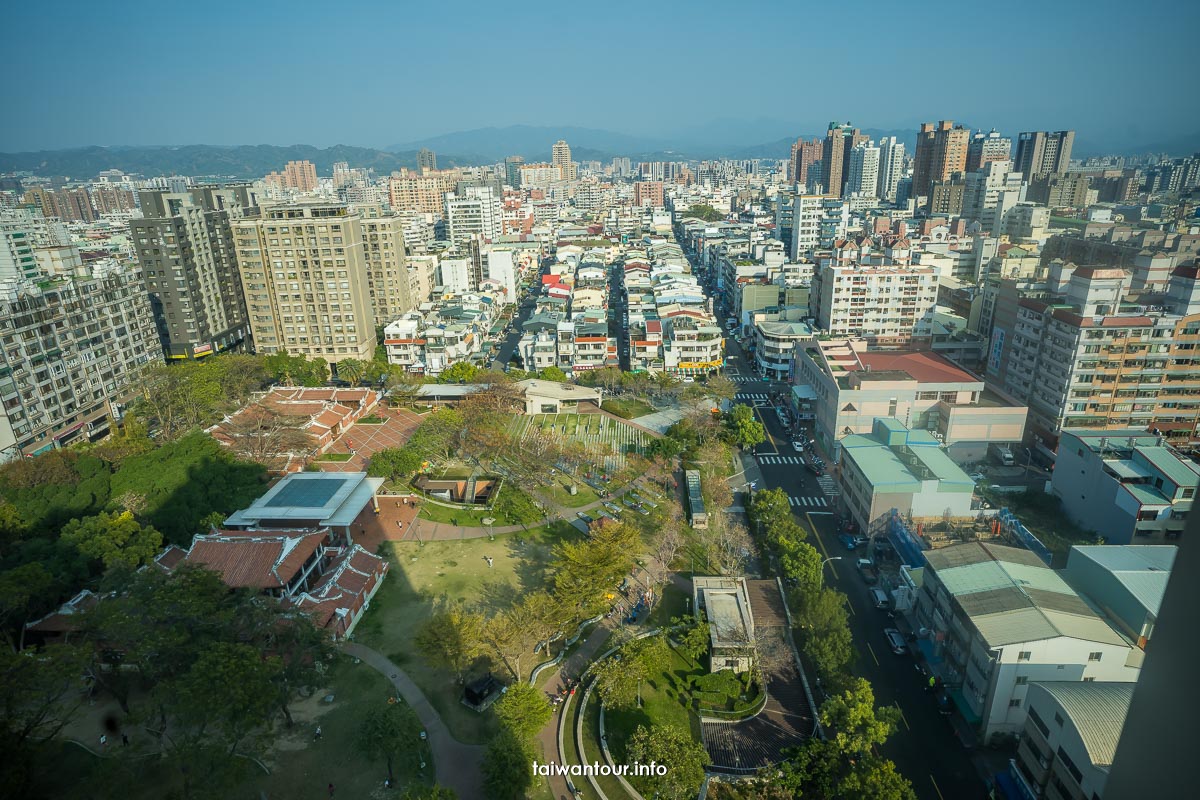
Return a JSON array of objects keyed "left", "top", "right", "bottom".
[
  {"left": 1063, "top": 545, "right": 1176, "bottom": 649},
  {"left": 224, "top": 472, "right": 384, "bottom": 541},
  {"left": 693, "top": 576, "right": 755, "bottom": 673}
]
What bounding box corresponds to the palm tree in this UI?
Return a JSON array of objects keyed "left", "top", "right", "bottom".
[{"left": 335, "top": 358, "right": 365, "bottom": 386}]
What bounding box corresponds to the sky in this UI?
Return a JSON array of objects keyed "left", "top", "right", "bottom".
[{"left": 3, "top": 0, "right": 1198, "bottom": 153}]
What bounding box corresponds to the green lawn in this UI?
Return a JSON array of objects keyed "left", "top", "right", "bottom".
[
  {"left": 317, "top": 452, "right": 353, "bottom": 462},
  {"left": 538, "top": 479, "right": 601, "bottom": 508},
  {"left": 417, "top": 484, "right": 544, "bottom": 527},
  {"left": 603, "top": 645, "right": 704, "bottom": 766},
  {"left": 581, "top": 690, "right": 637, "bottom": 800},
  {"left": 602, "top": 397, "right": 656, "bottom": 420},
  {"left": 353, "top": 522, "right": 584, "bottom": 743}
]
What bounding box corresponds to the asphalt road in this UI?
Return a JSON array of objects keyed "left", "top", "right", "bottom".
[
  {"left": 717, "top": 313, "right": 990, "bottom": 800},
  {"left": 491, "top": 262, "right": 548, "bottom": 370}
]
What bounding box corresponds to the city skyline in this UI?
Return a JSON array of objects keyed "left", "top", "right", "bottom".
[{"left": 3, "top": 0, "right": 1198, "bottom": 154}]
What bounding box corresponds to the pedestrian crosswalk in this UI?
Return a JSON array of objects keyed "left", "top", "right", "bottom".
[
  {"left": 817, "top": 475, "right": 839, "bottom": 496},
  {"left": 755, "top": 454, "right": 804, "bottom": 465},
  {"left": 730, "top": 375, "right": 762, "bottom": 383},
  {"left": 788, "top": 495, "right": 828, "bottom": 508},
  {"left": 736, "top": 393, "right": 770, "bottom": 402}
]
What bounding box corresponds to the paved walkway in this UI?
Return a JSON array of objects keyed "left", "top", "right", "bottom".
[
  {"left": 343, "top": 642, "right": 485, "bottom": 800},
  {"left": 533, "top": 618, "right": 617, "bottom": 800}
]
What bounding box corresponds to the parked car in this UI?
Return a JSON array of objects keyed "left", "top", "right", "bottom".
[
  {"left": 884, "top": 628, "right": 908, "bottom": 655},
  {"left": 792, "top": 440, "right": 804, "bottom": 452},
  {"left": 839, "top": 534, "right": 857, "bottom": 551},
  {"left": 852, "top": 535, "right": 868, "bottom": 548},
  {"left": 969, "top": 472, "right": 986, "bottom": 483},
  {"left": 806, "top": 463, "right": 824, "bottom": 476},
  {"left": 870, "top": 588, "right": 890, "bottom": 609},
  {"left": 857, "top": 558, "right": 877, "bottom": 584}
]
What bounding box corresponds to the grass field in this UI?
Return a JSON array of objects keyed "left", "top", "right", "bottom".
[
  {"left": 602, "top": 397, "right": 656, "bottom": 420},
  {"left": 603, "top": 645, "right": 704, "bottom": 765},
  {"left": 354, "top": 521, "right": 584, "bottom": 743},
  {"left": 317, "top": 452, "right": 353, "bottom": 462},
  {"left": 417, "top": 483, "right": 544, "bottom": 527},
  {"left": 508, "top": 412, "right": 653, "bottom": 472}
]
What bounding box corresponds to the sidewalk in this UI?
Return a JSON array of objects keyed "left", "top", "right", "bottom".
[
  {"left": 533, "top": 618, "right": 617, "bottom": 800},
  {"left": 343, "top": 642, "right": 485, "bottom": 800}
]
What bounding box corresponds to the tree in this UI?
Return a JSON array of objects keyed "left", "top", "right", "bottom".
[
  {"left": 368, "top": 447, "right": 425, "bottom": 484},
  {"left": 0, "top": 563, "right": 56, "bottom": 652},
  {"left": 674, "top": 616, "right": 711, "bottom": 667},
  {"left": 439, "top": 361, "right": 478, "bottom": 384},
  {"left": 61, "top": 510, "right": 162, "bottom": 570},
  {"left": 413, "top": 606, "right": 484, "bottom": 683},
  {"left": 594, "top": 635, "right": 670, "bottom": 709},
  {"left": 709, "top": 516, "right": 752, "bottom": 576},
  {"left": 838, "top": 755, "right": 917, "bottom": 800},
  {"left": 819, "top": 677, "right": 899, "bottom": 755},
  {"left": 167, "top": 642, "right": 283, "bottom": 755},
  {"left": 482, "top": 729, "right": 532, "bottom": 800},
  {"left": 493, "top": 683, "right": 553, "bottom": 742},
  {"left": 793, "top": 587, "right": 854, "bottom": 683},
  {"left": 724, "top": 403, "right": 766, "bottom": 449},
  {"left": 536, "top": 365, "right": 568, "bottom": 382},
  {"left": 265, "top": 352, "right": 329, "bottom": 387},
  {"left": 356, "top": 700, "right": 422, "bottom": 785},
  {"left": 218, "top": 405, "right": 314, "bottom": 467},
  {"left": 685, "top": 204, "right": 725, "bottom": 223},
  {"left": 551, "top": 521, "right": 640, "bottom": 621},
  {"left": 480, "top": 607, "right": 541, "bottom": 683},
  {"left": 647, "top": 525, "right": 684, "bottom": 590},
  {"left": 625, "top": 723, "right": 708, "bottom": 800},
  {"left": 778, "top": 538, "right": 824, "bottom": 591},
  {"left": 336, "top": 358, "right": 366, "bottom": 386},
  {"left": 705, "top": 374, "right": 737, "bottom": 405}
]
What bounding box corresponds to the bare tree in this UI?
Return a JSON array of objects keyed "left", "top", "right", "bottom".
[
  {"left": 219, "top": 405, "right": 315, "bottom": 468},
  {"left": 709, "top": 515, "right": 752, "bottom": 576},
  {"left": 648, "top": 524, "right": 684, "bottom": 591}
]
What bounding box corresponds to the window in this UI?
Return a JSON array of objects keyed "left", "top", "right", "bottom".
[
  {"left": 1028, "top": 707, "right": 1050, "bottom": 737},
  {"left": 1057, "top": 747, "right": 1083, "bottom": 784},
  {"left": 1184, "top": 488, "right": 1195, "bottom": 499},
  {"left": 1054, "top": 712, "right": 1064, "bottom": 727},
  {"left": 1018, "top": 651, "right": 1032, "bottom": 661},
  {"left": 1015, "top": 676, "right": 1028, "bottom": 685},
  {"left": 1009, "top": 699, "right": 1021, "bottom": 708},
  {"left": 1088, "top": 652, "right": 1102, "bottom": 662}
]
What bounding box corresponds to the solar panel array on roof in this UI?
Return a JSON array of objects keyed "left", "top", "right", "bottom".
[{"left": 265, "top": 477, "right": 344, "bottom": 509}]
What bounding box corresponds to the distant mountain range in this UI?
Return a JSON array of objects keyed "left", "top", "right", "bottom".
[{"left": 2, "top": 125, "right": 1196, "bottom": 180}]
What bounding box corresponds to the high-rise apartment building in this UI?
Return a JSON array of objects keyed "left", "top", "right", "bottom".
[
  {"left": 21, "top": 187, "right": 97, "bottom": 223},
  {"left": 962, "top": 161, "right": 1026, "bottom": 232},
  {"left": 789, "top": 138, "right": 824, "bottom": 187},
  {"left": 1014, "top": 130, "right": 1075, "bottom": 177},
  {"left": 445, "top": 186, "right": 503, "bottom": 243},
  {"left": 231, "top": 202, "right": 378, "bottom": 365},
  {"left": 0, "top": 219, "right": 39, "bottom": 281},
  {"left": 0, "top": 265, "right": 162, "bottom": 459},
  {"left": 845, "top": 142, "right": 881, "bottom": 198},
  {"left": 986, "top": 264, "right": 1200, "bottom": 445},
  {"left": 130, "top": 187, "right": 256, "bottom": 360},
  {"left": 387, "top": 169, "right": 457, "bottom": 217},
  {"left": 634, "top": 181, "right": 665, "bottom": 207},
  {"left": 284, "top": 160, "right": 318, "bottom": 192},
  {"left": 552, "top": 139, "right": 576, "bottom": 181},
  {"left": 504, "top": 156, "right": 524, "bottom": 188},
  {"left": 928, "top": 179, "right": 966, "bottom": 216},
  {"left": 352, "top": 203, "right": 415, "bottom": 324},
  {"left": 876, "top": 137, "right": 906, "bottom": 201},
  {"left": 822, "top": 122, "right": 867, "bottom": 198},
  {"left": 417, "top": 148, "right": 437, "bottom": 173},
  {"left": 1026, "top": 172, "right": 1091, "bottom": 208},
  {"left": 966, "top": 129, "right": 1013, "bottom": 172},
  {"left": 912, "top": 121, "right": 970, "bottom": 199},
  {"left": 810, "top": 263, "right": 939, "bottom": 345}
]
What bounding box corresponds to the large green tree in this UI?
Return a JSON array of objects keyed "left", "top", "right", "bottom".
[
  {"left": 793, "top": 587, "right": 854, "bottom": 684},
  {"left": 61, "top": 510, "right": 162, "bottom": 570},
  {"left": 493, "top": 683, "right": 553, "bottom": 742},
  {"left": 481, "top": 729, "right": 532, "bottom": 800},
  {"left": 725, "top": 403, "right": 766, "bottom": 449},
  {"left": 413, "top": 606, "right": 484, "bottom": 684},
  {"left": 625, "top": 723, "right": 708, "bottom": 800},
  {"left": 356, "top": 700, "right": 423, "bottom": 785}
]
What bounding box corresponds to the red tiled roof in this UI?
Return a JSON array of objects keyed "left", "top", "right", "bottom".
[{"left": 183, "top": 530, "right": 328, "bottom": 589}]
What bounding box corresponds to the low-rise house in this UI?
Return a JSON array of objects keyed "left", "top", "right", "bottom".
[
  {"left": 1051, "top": 429, "right": 1198, "bottom": 544},
  {"left": 838, "top": 418, "right": 976, "bottom": 532},
  {"left": 910, "top": 541, "right": 1142, "bottom": 741},
  {"left": 692, "top": 576, "right": 755, "bottom": 674},
  {"left": 1012, "top": 682, "right": 1133, "bottom": 800},
  {"left": 1061, "top": 545, "right": 1175, "bottom": 649},
  {"left": 223, "top": 471, "right": 384, "bottom": 545}
]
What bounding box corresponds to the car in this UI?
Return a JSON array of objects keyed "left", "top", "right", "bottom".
[
  {"left": 969, "top": 472, "right": 986, "bottom": 482},
  {"left": 682, "top": 376, "right": 695, "bottom": 383},
  {"left": 792, "top": 441, "right": 804, "bottom": 452},
  {"left": 852, "top": 535, "right": 868, "bottom": 548},
  {"left": 883, "top": 628, "right": 908, "bottom": 655},
  {"left": 856, "top": 558, "right": 877, "bottom": 584},
  {"left": 806, "top": 463, "right": 824, "bottom": 476},
  {"left": 839, "top": 534, "right": 857, "bottom": 550}
]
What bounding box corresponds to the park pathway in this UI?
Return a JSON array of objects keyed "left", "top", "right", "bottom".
[
  {"left": 342, "top": 642, "right": 485, "bottom": 799},
  {"left": 533, "top": 617, "right": 618, "bottom": 800}
]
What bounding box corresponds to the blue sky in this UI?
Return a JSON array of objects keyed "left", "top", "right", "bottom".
[{"left": 3, "top": 0, "right": 1197, "bottom": 152}]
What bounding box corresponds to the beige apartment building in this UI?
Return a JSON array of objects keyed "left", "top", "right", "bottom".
[
  {"left": 387, "top": 169, "right": 457, "bottom": 216},
  {"left": 232, "top": 203, "right": 377, "bottom": 365},
  {"left": 353, "top": 203, "right": 414, "bottom": 324},
  {"left": 810, "top": 262, "right": 939, "bottom": 346}
]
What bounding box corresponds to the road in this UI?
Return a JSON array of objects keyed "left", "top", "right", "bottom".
[
  {"left": 694, "top": 249, "right": 988, "bottom": 800},
  {"left": 491, "top": 259, "right": 549, "bottom": 370}
]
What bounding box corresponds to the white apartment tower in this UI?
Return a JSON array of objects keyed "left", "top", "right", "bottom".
[
  {"left": 845, "top": 142, "right": 881, "bottom": 198},
  {"left": 877, "top": 137, "right": 906, "bottom": 201}
]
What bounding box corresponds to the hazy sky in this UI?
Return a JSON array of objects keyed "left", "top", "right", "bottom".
[{"left": 4, "top": 0, "right": 1197, "bottom": 152}]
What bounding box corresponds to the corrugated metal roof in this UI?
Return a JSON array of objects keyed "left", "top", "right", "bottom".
[{"left": 1030, "top": 682, "right": 1134, "bottom": 767}]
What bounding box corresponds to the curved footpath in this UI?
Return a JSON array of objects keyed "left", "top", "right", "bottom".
[{"left": 343, "top": 642, "right": 485, "bottom": 799}]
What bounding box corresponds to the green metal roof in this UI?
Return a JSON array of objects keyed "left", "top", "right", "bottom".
[{"left": 1135, "top": 446, "right": 1200, "bottom": 488}]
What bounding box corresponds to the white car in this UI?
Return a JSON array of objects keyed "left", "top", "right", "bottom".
[
  {"left": 682, "top": 377, "right": 695, "bottom": 383},
  {"left": 969, "top": 472, "right": 986, "bottom": 482},
  {"left": 792, "top": 441, "right": 804, "bottom": 452}
]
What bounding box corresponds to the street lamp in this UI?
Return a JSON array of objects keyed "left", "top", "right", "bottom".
[{"left": 821, "top": 556, "right": 842, "bottom": 574}]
